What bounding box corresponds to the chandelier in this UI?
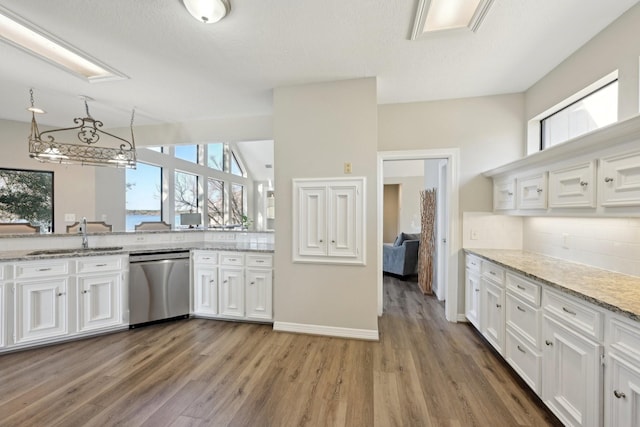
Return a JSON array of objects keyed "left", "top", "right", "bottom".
[{"left": 27, "top": 89, "right": 137, "bottom": 168}]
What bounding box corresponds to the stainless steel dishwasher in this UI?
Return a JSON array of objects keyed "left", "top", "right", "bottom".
[{"left": 129, "top": 251, "right": 190, "bottom": 327}]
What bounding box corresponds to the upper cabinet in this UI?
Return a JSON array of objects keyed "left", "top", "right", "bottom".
[
  {"left": 484, "top": 114, "right": 640, "bottom": 217},
  {"left": 293, "top": 177, "right": 365, "bottom": 265}
]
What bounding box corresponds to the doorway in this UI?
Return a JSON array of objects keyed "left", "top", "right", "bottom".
[
  {"left": 383, "top": 184, "right": 400, "bottom": 243},
  {"left": 377, "top": 149, "right": 460, "bottom": 322}
]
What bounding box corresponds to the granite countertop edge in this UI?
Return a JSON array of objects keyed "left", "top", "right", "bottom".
[
  {"left": 0, "top": 242, "right": 275, "bottom": 262},
  {"left": 464, "top": 248, "right": 640, "bottom": 323}
]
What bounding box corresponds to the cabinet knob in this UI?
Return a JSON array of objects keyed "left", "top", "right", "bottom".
[
  {"left": 507, "top": 192, "right": 513, "bottom": 196},
  {"left": 209, "top": 280, "right": 215, "bottom": 284},
  {"left": 57, "top": 292, "right": 66, "bottom": 297},
  {"left": 545, "top": 340, "right": 553, "bottom": 346},
  {"left": 223, "top": 280, "right": 228, "bottom": 284},
  {"left": 613, "top": 390, "right": 626, "bottom": 399},
  {"left": 319, "top": 239, "right": 323, "bottom": 243},
  {"left": 536, "top": 188, "right": 543, "bottom": 193},
  {"left": 250, "top": 281, "right": 255, "bottom": 285},
  {"left": 604, "top": 177, "right": 614, "bottom": 183},
  {"left": 82, "top": 290, "right": 90, "bottom": 294},
  {"left": 331, "top": 240, "right": 335, "bottom": 243},
  {"left": 580, "top": 181, "right": 588, "bottom": 187},
  {"left": 496, "top": 304, "right": 502, "bottom": 308},
  {"left": 474, "top": 288, "right": 480, "bottom": 292}
]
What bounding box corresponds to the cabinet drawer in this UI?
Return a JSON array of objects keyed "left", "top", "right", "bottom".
[
  {"left": 15, "top": 260, "right": 69, "bottom": 279},
  {"left": 220, "top": 253, "right": 244, "bottom": 266},
  {"left": 543, "top": 289, "right": 603, "bottom": 341},
  {"left": 193, "top": 251, "right": 218, "bottom": 264},
  {"left": 482, "top": 261, "right": 505, "bottom": 285},
  {"left": 506, "top": 293, "right": 541, "bottom": 348},
  {"left": 506, "top": 273, "right": 541, "bottom": 306},
  {"left": 505, "top": 329, "right": 542, "bottom": 396},
  {"left": 246, "top": 254, "right": 273, "bottom": 268},
  {"left": 77, "top": 256, "right": 122, "bottom": 274},
  {"left": 465, "top": 255, "right": 481, "bottom": 273},
  {"left": 609, "top": 317, "right": 640, "bottom": 361}
]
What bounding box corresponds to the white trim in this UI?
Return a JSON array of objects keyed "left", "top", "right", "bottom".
[
  {"left": 457, "top": 314, "right": 468, "bottom": 322},
  {"left": 377, "top": 149, "right": 460, "bottom": 322},
  {"left": 273, "top": 321, "right": 379, "bottom": 341}
]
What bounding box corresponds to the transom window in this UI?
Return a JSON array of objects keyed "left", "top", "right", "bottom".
[{"left": 541, "top": 80, "right": 618, "bottom": 150}]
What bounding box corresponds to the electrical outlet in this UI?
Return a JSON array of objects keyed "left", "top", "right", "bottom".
[
  {"left": 64, "top": 213, "right": 76, "bottom": 222},
  {"left": 470, "top": 229, "right": 479, "bottom": 240},
  {"left": 344, "top": 162, "right": 352, "bottom": 174}
]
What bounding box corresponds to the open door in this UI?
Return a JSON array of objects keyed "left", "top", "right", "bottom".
[{"left": 435, "top": 159, "right": 448, "bottom": 301}]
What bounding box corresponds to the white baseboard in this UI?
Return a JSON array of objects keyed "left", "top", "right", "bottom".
[
  {"left": 457, "top": 313, "right": 468, "bottom": 322},
  {"left": 273, "top": 321, "right": 379, "bottom": 341}
]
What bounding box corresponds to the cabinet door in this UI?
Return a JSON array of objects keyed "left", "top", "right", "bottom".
[
  {"left": 599, "top": 151, "right": 640, "bottom": 207},
  {"left": 327, "top": 184, "right": 359, "bottom": 258},
  {"left": 77, "top": 273, "right": 122, "bottom": 332},
  {"left": 481, "top": 279, "right": 505, "bottom": 355},
  {"left": 220, "top": 267, "right": 244, "bottom": 318},
  {"left": 15, "top": 278, "right": 68, "bottom": 343},
  {"left": 517, "top": 173, "right": 548, "bottom": 209},
  {"left": 0, "top": 282, "right": 4, "bottom": 348},
  {"left": 298, "top": 186, "right": 327, "bottom": 257},
  {"left": 246, "top": 268, "right": 273, "bottom": 321},
  {"left": 193, "top": 266, "right": 218, "bottom": 316},
  {"left": 465, "top": 269, "right": 481, "bottom": 329},
  {"left": 542, "top": 315, "right": 603, "bottom": 427},
  {"left": 549, "top": 161, "right": 596, "bottom": 208},
  {"left": 493, "top": 178, "right": 516, "bottom": 210},
  {"left": 607, "top": 353, "right": 640, "bottom": 427}
]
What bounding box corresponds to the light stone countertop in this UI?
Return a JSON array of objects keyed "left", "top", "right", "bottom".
[
  {"left": 0, "top": 241, "right": 274, "bottom": 262},
  {"left": 465, "top": 249, "right": 640, "bottom": 322}
]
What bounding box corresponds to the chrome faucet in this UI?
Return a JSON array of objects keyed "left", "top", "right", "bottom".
[{"left": 80, "top": 217, "right": 89, "bottom": 249}]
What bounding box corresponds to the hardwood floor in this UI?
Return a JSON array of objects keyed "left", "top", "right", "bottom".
[{"left": 0, "top": 276, "right": 561, "bottom": 426}]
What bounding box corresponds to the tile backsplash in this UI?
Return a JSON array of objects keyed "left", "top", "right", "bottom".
[{"left": 523, "top": 217, "right": 640, "bottom": 277}]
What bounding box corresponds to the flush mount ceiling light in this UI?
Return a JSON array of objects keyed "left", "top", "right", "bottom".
[
  {"left": 182, "top": 0, "right": 230, "bottom": 24},
  {"left": 411, "top": 0, "right": 494, "bottom": 39},
  {"left": 27, "top": 89, "right": 137, "bottom": 168},
  {"left": 0, "top": 5, "right": 126, "bottom": 82}
]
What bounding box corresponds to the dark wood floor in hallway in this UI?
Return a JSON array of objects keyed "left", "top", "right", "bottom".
[{"left": 0, "top": 275, "right": 561, "bottom": 426}]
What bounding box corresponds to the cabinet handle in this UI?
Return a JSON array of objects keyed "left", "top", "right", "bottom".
[
  {"left": 545, "top": 340, "right": 553, "bottom": 346},
  {"left": 37, "top": 268, "right": 52, "bottom": 272},
  {"left": 507, "top": 192, "right": 513, "bottom": 196},
  {"left": 57, "top": 292, "right": 66, "bottom": 297},
  {"left": 517, "top": 306, "right": 526, "bottom": 312},
  {"left": 496, "top": 304, "right": 502, "bottom": 308},
  {"left": 489, "top": 271, "right": 496, "bottom": 276},
  {"left": 250, "top": 281, "right": 255, "bottom": 285},
  {"left": 95, "top": 264, "right": 107, "bottom": 267},
  {"left": 517, "top": 345, "right": 526, "bottom": 354},
  {"left": 613, "top": 390, "right": 626, "bottom": 399},
  {"left": 256, "top": 260, "right": 264, "bottom": 263},
  {"left": 209, "top": 280, "right": 215, "bottom": 284},
  {"left": 536, "top": 188, "right": 543, "bottom": 193},
  {"left": 202, "top": 257, "right": 211, "bottom": 260},
  {"left": 604, "top": 177, "right": 614, "bottom": 183},
  {"left": 474, "top": 288, "right": 480, "bottom": 292},
  {"left": 580, "top": 181, "right": 588, "bottom": 187},
  {"left": 228, "top": 258, "right": 236, "bottom": 262},
  {"left": 516, "top": 284, "right": 525, "bottom": 290},
  {"left": 562, "top": 306, "right": 577, "bottom": 316},
  {"left": 223, "top": 280, "right": 228, "bottom": 284}
]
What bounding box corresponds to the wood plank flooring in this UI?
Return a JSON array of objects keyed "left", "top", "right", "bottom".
[{"left": 0, "top": 276, "right": 561, "bottom": 426}]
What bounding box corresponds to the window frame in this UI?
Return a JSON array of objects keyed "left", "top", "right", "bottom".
[
  {"left": 0, "top": 167, "right": 54, "bottom": 233},
  {"left": 125, "top": 161, "right": 163, "bottom": 231}
]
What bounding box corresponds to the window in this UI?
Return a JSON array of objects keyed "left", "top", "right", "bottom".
[
  {"left": 541, "top": 80, "right": 618, "bottom": 149},
  {"left": 125, "top": 162, "right": 162, "bottom": 231},
  {"left": 230, "top": 183, "right": 244, "bottom": 225},
  {"left": 207, "top": 178, "right": 224, "bottom": 226},
  {"left": 146, "top": 146, "right": 163, "bottom": 153},
  {"left": 175, "top": 172, "right": 199, "bottom": 222},
  {"left": 0, "top": 168, "right": 53, "bottom": 232},
  {"left": 175, "top": 145, "right": 198, "bottom": 163},
  {"left": 230, "top": 151, "right": 244, "bottom": 176},
  {"left": 207, "top": 143, "right": 224, "bottom": 171}
]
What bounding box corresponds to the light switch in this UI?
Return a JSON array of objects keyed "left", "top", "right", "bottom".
[
  {"left": 470, "top": 229, "right": 479, "bottom": 240},
  {"left": 344, "top": 162, "right": 352, "bottom": 174}
]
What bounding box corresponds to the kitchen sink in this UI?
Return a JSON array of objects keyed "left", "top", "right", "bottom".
[{"left": 27, "top": 246, "right": 124, "bottom": 256}]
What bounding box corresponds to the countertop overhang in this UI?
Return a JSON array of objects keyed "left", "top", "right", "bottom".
[{"left": 465, "top": 248, "right": 640, "bottom": 322}]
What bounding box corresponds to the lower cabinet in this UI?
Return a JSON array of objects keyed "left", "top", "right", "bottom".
[
  {"left": 192, "top": 250, "right": 273, "bottom": 322},
  {"left": 481, "top": 278, "right": 505, "bottom": 355},
  {"left": 15, "top": 277, "right": 68, "bottom": 344},
  {"left": 542, "top": 314, "right": 603, "bottom": 427},
  {"left": 465, "top": 268, "right": 481, "bottom": 329},
  {"left": 607, "top": 353, "right": 640, "bottom": 427},
  {"left": 76, "top": 272, "right": 123, "bottom": 333}
]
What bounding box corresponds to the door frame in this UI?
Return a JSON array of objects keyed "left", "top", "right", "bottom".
[{"left": 377, "top": 149, "right": 460, "bottom": 322}]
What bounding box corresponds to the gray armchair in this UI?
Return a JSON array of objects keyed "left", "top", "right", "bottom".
[{"left": 383, "top": 233, "right": 420, "bottom": 277}]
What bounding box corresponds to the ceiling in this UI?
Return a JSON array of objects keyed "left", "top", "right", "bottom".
[{"left": 0, "top": 0, "right": 638, "bottom": 129}]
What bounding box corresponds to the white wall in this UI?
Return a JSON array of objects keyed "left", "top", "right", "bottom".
[
  {"left": 0, "top": 119, "right": 96, "bottom": 233},
  {"left": 273, "top": 78, "right": 379, "bottom": 336},
  {"left": 383, "top": 176, "right": 422, "bottom": 235},
  {"left": 378, "top": 93, "right": 525, "bottom": 314}
]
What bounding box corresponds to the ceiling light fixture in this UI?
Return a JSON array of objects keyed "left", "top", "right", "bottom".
[
  {"left": 411, "top": 0, "right": 494, "bottom": 39},
  {"left": 182, "top": 0, "right": 230, "bottom": 24},
  {"left": 27, "top": 89, "right": 137, "bottom": 169},
  {"left": 0, "top": 5, "right": 126, "bottom": 82}
]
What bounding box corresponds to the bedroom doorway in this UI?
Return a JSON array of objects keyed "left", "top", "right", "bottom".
[{"left": 377, "top": 149, "right": 460, "bottom": 322}]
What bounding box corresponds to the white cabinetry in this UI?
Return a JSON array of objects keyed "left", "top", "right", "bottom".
[
  {"left": 14, "top": 259, "right": 69, "bottom": 344},
  {"left": 493, "top": 177, "right": 516, "bottom": 210},
  {"left": 464, "top": 255, "right": 481, "bottom": 329},
  {"left": 0, "top": 265, "right": 6, "bottom": 349},
  {"left": 480, "top": 261, "right": 505, "bottom": 355},
  {"left": 191, "top": 250, "right": 273, "bottom": 322},
  {"left": 517, "top": 173, "right": 548, "bottom": 209},
  {"left": 76, "top": 257, "right": 125, "bottom": 333},
  {"left": 293, "top": 177, "right": 365, "bottom": 265},
  {"left": 606, "top": 316, "right": 640, "bottom": 427},
  {"left": 599, "top": 150, "right": 640, "bottom": 207},
  {"left": 549, "top": 161, "right": 596, "bottom": 208},
  {"left": 542, "top": 290, "right": 604, "bottom": 427}
]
